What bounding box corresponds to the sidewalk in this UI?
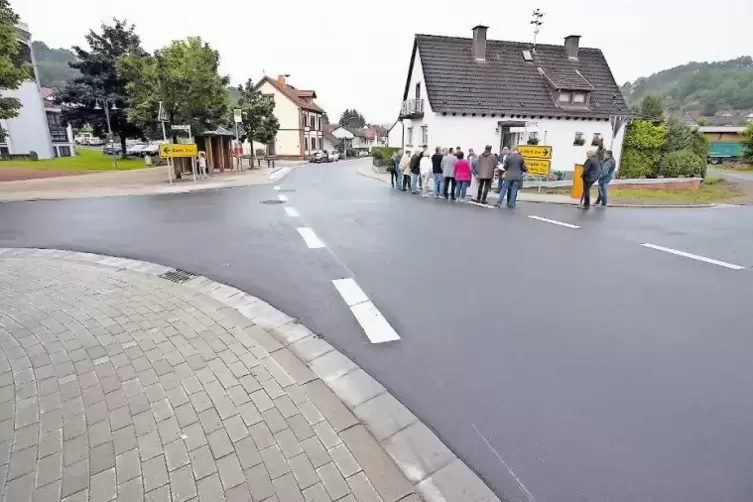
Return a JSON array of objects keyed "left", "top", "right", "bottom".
[
  {"left": 356, "top": 163, "right": 576, "bottom": 205},
  {"left": 0, "top": 248, "right": 498, "bottom": 502},
  {"left": 0, "top": 161, "right": 306, "bottom": 202}
]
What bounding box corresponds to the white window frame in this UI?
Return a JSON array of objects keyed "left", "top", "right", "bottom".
[
  {"left": 573, "top": 92, "right": 586, "bottom": 103},
  {"left": 559, "top": 91, "right": 572, "bottom": 103},
  {"left": 421, "top": 126, "right": 428, "bottom": 146},
  {"left": 407, "top": 127, "right": 414, "bottom": 146}
]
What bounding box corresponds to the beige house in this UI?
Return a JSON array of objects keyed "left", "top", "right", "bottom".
[{"left": 250, "top": 75, "right": 326, "bottom": 160}]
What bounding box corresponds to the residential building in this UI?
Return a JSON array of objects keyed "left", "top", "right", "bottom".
[
  {"left": 1, "top": 22, "right": 73, "bottom": 159},
  {"left": 40, "top": 87, "right": 75, "bottom": 157},
  {"left": 248, "top": 75, "right": 326, "bottom": 159},
  {"left": 322, "top": 124, "right": 354, "bottom": 152},
  {"left": 699, "top": 126, "right": 745, "bottom": 142},
  {"left": 392, "top": 26, "right": 630, "bottom": 171}
]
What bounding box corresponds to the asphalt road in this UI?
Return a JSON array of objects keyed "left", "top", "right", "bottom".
[{"left": 2, "top": 160, "right": 753, "bottom": 502}]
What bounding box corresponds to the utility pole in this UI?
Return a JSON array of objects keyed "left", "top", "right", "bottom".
[{"left": 531, "top": 9, "right": 544, "bottom": 52}]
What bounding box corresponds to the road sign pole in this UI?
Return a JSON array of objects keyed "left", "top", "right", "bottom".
[
  {"left": 161, "top": 120, "right": 172, "bottom": 183},
  {"left": 189, "top": 126, "right": 196, "bottom": 183}
]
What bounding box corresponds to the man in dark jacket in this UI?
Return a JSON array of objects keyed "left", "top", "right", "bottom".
[
  {"left": 495, "top": 148, "right": 527, "bottom": 208},
  {"left": 594, "top": 150, "right": 616, "bottom": 207},
  {"left": 409, "top": 151, "right": 422, "bottom": 194},
  {"left": 474, "top": 145, "right": 496, "bottom": 204},
  {"left": 431, "top": 147, "right": 444, "bottom": 198},
  {"left": 580, "top": 151, "right": 601, "bottom": 209}
]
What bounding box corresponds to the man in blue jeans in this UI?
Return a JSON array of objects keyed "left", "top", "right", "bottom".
[
  {"left": 595, "top": 150, "right": 616, "bottom": 206},
  {"left": 495, "top": 148, "right": 527, "bottom": 208},
  {"left": 430, "top": 147, "right": 444, "bottom": 198},
  {"left": 409, "top": 150, "right": 422, "bottom": 194}
]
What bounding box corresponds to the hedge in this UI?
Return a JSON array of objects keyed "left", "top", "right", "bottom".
[
  {"left": 657, "top": 150, "right": 705, "bottom": 178},
  {"left": 371, "top": 146, "right": 399, "bottom": 161},
  {"left": 619, "top": 120, "right": 666, "bottom": 178}
]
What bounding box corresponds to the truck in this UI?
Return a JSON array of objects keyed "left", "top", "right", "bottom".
[{"left": 708, "top": 141, "right": 743, "bottom": 164}]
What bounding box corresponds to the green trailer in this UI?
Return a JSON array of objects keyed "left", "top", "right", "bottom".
[{"left": 708, "top": 141, "right": 743, "bottom": 164}]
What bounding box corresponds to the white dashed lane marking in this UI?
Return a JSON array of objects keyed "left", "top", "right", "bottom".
[
  {"left": 640, "top": 243, "right": 744, "bottom": 270},
  {"left": 296, "top": 227, "right": 325, "bottom": 249},
  {"left": 277, "top": 194, "right": 288, "bottom": 202},
  {"left": 528, "top": 215, "right": 581, "bottom": 229},
  {"left": 284, "top": 207, "right": 300, "bottom": 218},
  {"left": 332, "top": 278, "right": 400, "bottom": 344}
]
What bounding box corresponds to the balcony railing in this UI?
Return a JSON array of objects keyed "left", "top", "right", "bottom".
[{"left": 400, "top": 99, "right": 424, "bottom": 119}]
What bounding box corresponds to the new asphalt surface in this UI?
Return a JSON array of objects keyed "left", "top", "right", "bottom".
[{"left": 2, "top": 159, "right": 753, "bottom": 501}]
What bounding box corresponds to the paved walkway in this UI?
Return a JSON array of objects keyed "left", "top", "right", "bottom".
[
  {"left": 0, "top": 161, "right": 305, "bottom": 202},
  {"left": 0, "top": 252, "right": 437, "bottom": 502}
]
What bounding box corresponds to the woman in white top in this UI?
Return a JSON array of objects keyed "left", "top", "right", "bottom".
[{"left": 419, "top": 152, "right": 433, "bottom": 195}]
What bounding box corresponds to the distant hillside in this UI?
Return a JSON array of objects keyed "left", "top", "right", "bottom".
[
  {"left": 621, "top": 56, "right": 753, "bottom": 115},
  {"left": 31, "top": 41, "right": 79, "bottom": 89}
]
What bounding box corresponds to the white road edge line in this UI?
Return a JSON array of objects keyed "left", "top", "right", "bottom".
[
  {"left": 296, "top": 227, "right": 325, "bottom": 249},
  {"left": 472, "top": 424, "right": 536, "bottom": 502},
  {"left": 284, "top": 207, "right": 300, "bottom": 218},
  {"left": 274, "top": 186, "right": 281, "bottom": 191},
  {"left": 640, "top": 243, "right": 744, "bottom": 270},
  {"left": 277, "top": 194, "right": 288, "bottom": 202},
  {"left": 528, "top": 215, "right": 581, "bottom": 229},
  {"left": 332, "top": 278, "right": 400, "bottom": 344}
]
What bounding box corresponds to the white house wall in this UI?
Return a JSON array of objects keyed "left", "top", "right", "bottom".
[
  {"left": 3, "top": 80, "right": 54, "bottom": 159},
  {"left": 254, "top": 81, "right": 301, "bottom": 158},
  {"left": 400, "top": 49, "right": 435, "bottom": 154},
  {"left": 388, "top": 121, "right": 403, "bottom": 148}
]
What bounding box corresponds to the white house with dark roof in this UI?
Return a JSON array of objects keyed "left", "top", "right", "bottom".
[{"left": 393, "top": 26, "right": 630, "bottom": 172}]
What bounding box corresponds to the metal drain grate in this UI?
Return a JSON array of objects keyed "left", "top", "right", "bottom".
[
  {"left": 158, "top": 268, "right": 198, "bottom": 283},
  {"left": 261, "top": 200, "right": 285, "bottom": 204}
]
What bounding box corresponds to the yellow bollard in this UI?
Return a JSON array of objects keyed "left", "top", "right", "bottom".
[{"left": 572, "top": 164, "right": 584, "bottom": 199}]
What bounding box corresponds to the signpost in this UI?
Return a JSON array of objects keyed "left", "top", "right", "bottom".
[
  {"left": 518, "top": 145, "right": 552, "bottom": 160},
  {"left": 233, "top": 108, "right": 242, "bottom": 171},
  {"left": 158, "top": 101, "right": 172, "bottom": 183},
  {"left": 523, "top": 158, "right": 551, "bottom": 176},
  {"left": 170, "top": 125, "right": 196, "bottom": 182},
  {"left": 159, "top": 144, "right": 198, "bottom": 157}
]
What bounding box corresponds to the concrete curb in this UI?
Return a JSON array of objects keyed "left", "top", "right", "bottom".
[{"left": 0, "top": 247, "right": 500, "bottom": 502}]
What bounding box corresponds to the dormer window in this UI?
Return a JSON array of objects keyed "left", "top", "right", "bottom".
[{"left": 558, "top": 90, "right": 590, "bottom": 107}]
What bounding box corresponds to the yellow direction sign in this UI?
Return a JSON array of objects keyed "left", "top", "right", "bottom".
[
  {"left": 518, "top": 145, "right": 552, "bottom": 160},
  {"left": 524, "top": 158, "right": 551, "bottom": 176},
  {"left": 159, "top": 144, "right": 198, "bottom": 158}
]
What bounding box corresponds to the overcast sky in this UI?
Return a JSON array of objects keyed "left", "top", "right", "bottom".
[{"left": 14, "top": 0, "right": 753, "bottom": 124}]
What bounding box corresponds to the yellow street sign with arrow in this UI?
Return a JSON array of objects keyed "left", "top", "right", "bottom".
[
  {"left": 159, "top": 144, "right": 198, "bottom": 158},
  {"left": 518, "top": 145, "right": 552, "bottom": 160}
]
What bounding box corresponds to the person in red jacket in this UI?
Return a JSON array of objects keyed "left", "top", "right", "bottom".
[{"left": 453, "top": 151, "right": 472, "bottom": 201}]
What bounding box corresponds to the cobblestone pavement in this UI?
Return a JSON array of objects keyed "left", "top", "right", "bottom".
[{"left": 0, "top": 257, "right": 421, "bottom": 502}]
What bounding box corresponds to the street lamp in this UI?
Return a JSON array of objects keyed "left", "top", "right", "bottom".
[{"left": 94, "top": 99, "right": 119, "bottom": 170}]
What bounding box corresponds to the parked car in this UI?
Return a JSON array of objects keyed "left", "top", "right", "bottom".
[
  {"left": 126, "top": 144, "right": 146, "bottom": 157},
  {"left": 139, "top": 144, "right": 160, "bottom": 157},
  {"left": 328, "top": 150, "right": 340, "bottom": 162},
  {"left": 102, "top": 143, "right": 123, "bottom": 156},
  {"left": 309, "top": 150, "right": 327, "bottom": 163},
  {"left": 87, "top": 137, "right": 104, "bottom": 146}
]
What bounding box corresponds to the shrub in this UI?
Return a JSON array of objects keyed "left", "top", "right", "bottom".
[
  {"left": 618, "top": 149, "right": 660, "bottom": 178},
  {"left": 657, "top": 149, "right": 705, "bottom": 178},
  {"left": 371, "top": 146, "right": 399, "bottom": 161},
  {"left": 623, "top": 121, "right": 666, "bottom": 150}
]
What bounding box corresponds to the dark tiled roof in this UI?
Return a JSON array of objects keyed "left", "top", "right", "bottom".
[{"left": 408, "top": 34, "right": 629, "bottom": 119}]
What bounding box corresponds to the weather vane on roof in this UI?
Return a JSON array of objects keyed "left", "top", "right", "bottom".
[{"left": 531, "top": 9, "right": 545, "bottom": 51}]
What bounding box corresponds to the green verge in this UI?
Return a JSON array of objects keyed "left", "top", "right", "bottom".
[{"left": 0, "top": 147, "right": 148, "bottom": 171}]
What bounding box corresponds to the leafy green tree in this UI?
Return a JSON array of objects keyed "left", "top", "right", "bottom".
[
  {"left": 619, "top": 120, "right": 666, "bottom": 178},
  {"left": 742, "top": 122, "right": 753, "bottom": 164},
  {"left": 639, "top": 94, "right": 665, "bottom": 120},
  {"left": 119, "top": 37, "right": 229, "bottom": 139},
  {"left": 339, "top": 108, "right": 366, "bottom": 129},
  {"left": 31, "top": 41, "right": 79, "bottom": 88},
  {"left": 56, "top": 19, "right": 145, "bottom": 158},
  {"left": 0, "top": 0, "right": 33, "bottom": 122},
  {"left": 696, "top": 117, "right": 709, "bottom": 126},
  {"left": 236, "top": 79, "right": 280, "bottom": 165}
]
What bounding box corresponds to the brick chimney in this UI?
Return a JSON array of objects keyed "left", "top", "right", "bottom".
[
  {"left": 472, "top": 25, "right": 488, "bottom": 61},
  {"left": 277, "top": 74, "right": 286, "bottom": 86},
  {"left": 564, "top": 35, "right": 581, "bottom": 60}
]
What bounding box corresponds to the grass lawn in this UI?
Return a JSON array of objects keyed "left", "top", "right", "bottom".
[
  {"left": 0, "top": 147, "right": 147, "bottom": 172},
  {"left": 524, "top": 176, "right": 742, "bottom": 203}
]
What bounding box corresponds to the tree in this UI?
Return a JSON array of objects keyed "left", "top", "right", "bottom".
[
  {"left": 339, "top": 108, "right": 366, "bottom": 129},
  {"left": 0, "top": 0, "right": 32, "bottom": 123},
  {"left": 236, "top": 79, "right": 279, "bottom": 165},
  {"left": 56, "top": 19, "right": 145, "bottom": 158},
  {"left": 31, "top": 41, "right": 79, "bottom": 88},
  {"left": 639, "top": 94, "right": 665, "bottom": 120},
  {"left": 119, "top": 37, "right": 229, "bottom": 140},
  {"left": 742, "top": 122, "right": 753, "bottom": 164},
  {"left": 696, "top": 117, "right": 709, "bottom": 126}
]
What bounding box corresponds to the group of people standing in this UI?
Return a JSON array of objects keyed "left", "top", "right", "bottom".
[
  {"left": 389, "top": 145, "right": 529, "bottom": 208},
  {"left": 579, "top": 149, "right": 616, "bottom": 209}
]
